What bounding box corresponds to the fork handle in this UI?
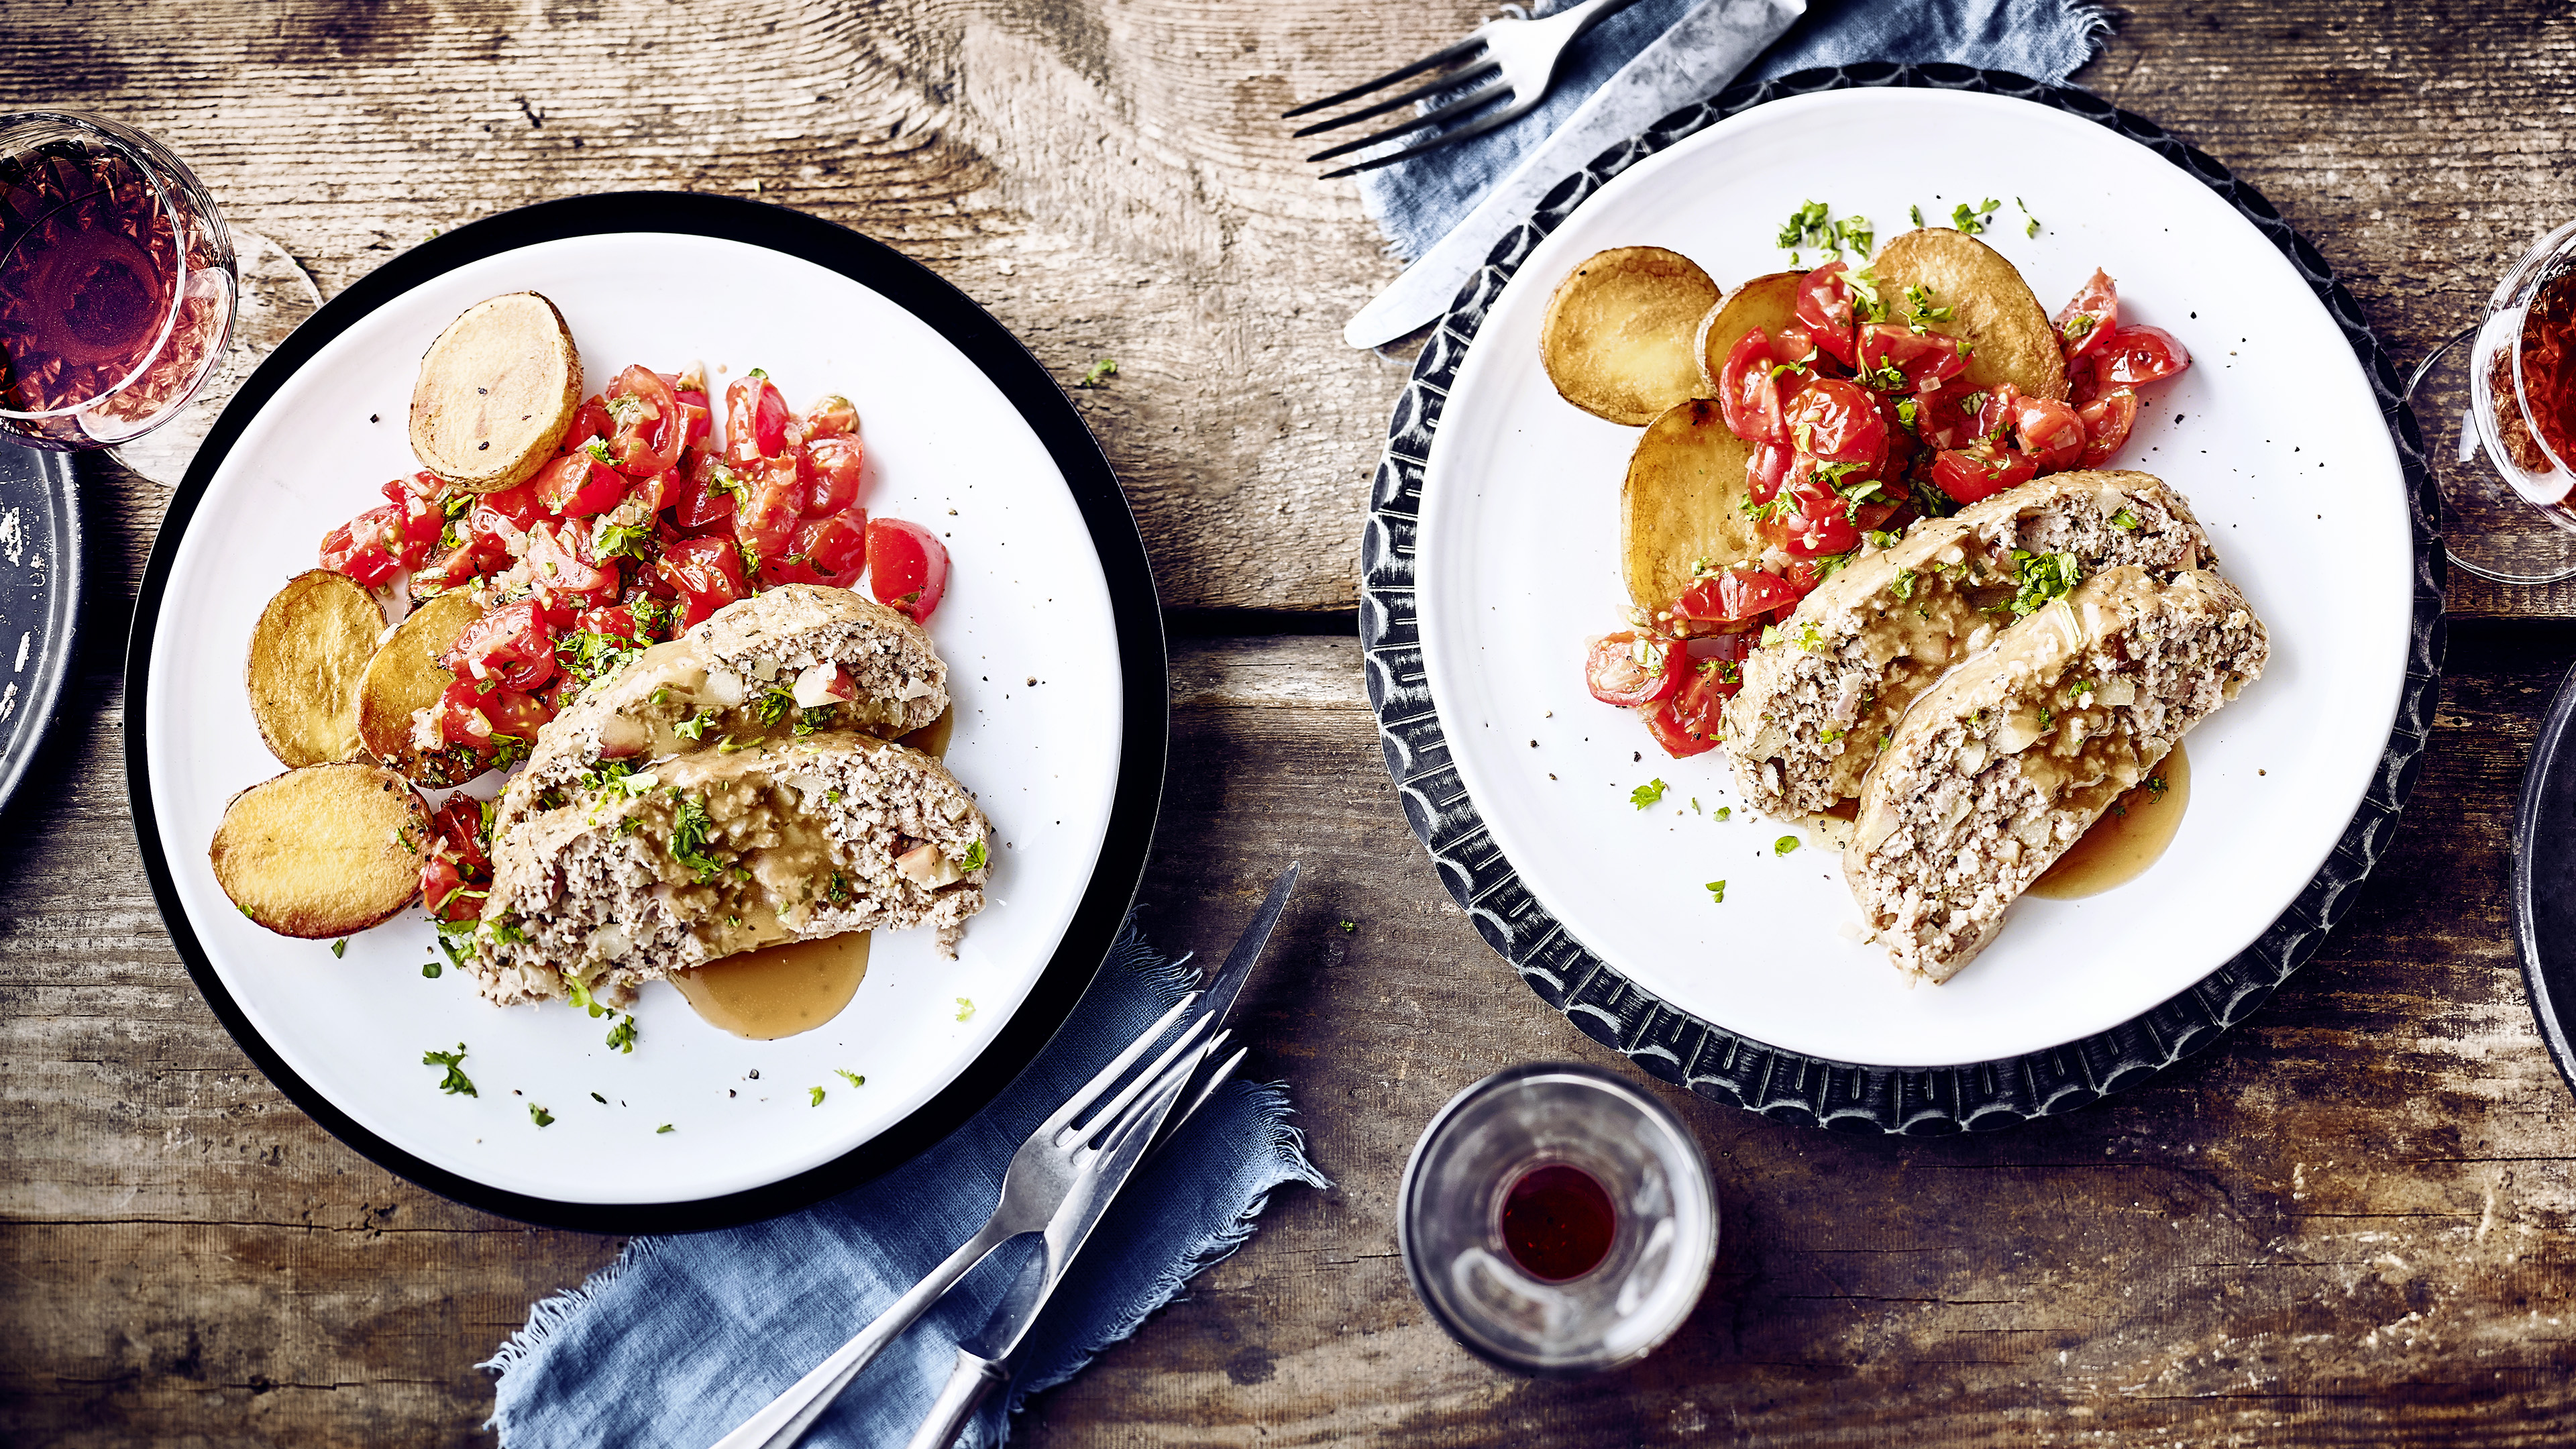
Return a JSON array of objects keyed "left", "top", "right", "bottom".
[
  {"left": 902, "top": 1348, "right": 1011, "bottom": 1449},
  {"left": 710, "top": 1216, "right": 1014, "bottom": 1449}
]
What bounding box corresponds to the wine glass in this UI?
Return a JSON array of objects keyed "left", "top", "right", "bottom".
[{"left": 0, "top": 111, "right": 237, "bottom": 453}]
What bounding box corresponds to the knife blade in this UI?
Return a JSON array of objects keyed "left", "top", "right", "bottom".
[{"left": 1342, "top": 0, "right": 1807, "bottom": 350}]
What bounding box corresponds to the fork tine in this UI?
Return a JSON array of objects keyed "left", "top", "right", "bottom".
[
  {"left": 1288, "top": 59, "right": 1501, "bottom": 139},
  {"left": 1175, "top": 1043, "right": 1248, "bottom": 1128},
  {"left": 1316, "top": 94, "right": 1533, "bottom": 178},
  {"left": 1040, "top": 992, "right": 1198, "bottom": 1134},
  {"left": 1280, "top": 34, "right": 1487, "bottom": 120},
  {"left": 1071, "top": 1010, "right": 1215, "bottom": 1144},
  {"left": 1304, "top": 78, "right": 1514, "bottom": 164}
]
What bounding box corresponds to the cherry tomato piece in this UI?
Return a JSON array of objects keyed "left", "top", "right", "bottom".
[
  {"left": 1674, "top": 564, "right": 1801, "bottom": 624},
  {"left": 420, "top": 853, "right": 481, "bottom": 922},
  {"left": 1584, "top": 631, "right": 1684, "bottom": 708},
  {"left": 1857, "top": 323, "right": 1966, "bottom": 392},
  {"left": 1793, "top": 261, "right": 1861, "bottom": 368},
  {"left": 478, "top": 480, "right": 545, "bottom": 531},
  {"left": 563, "top": 397, "right": 614, "bottom": 453},
  {"left": 319, "top": 504, "right": 406, "bottom": 586},
  {"left": 1784, "top": 378, "right": 1888, "bottom": 464},
  {"left": 534, "top": 449, "right": 629, "bottom": 517},
  {"left": 1932, "top": 443, "right": 2038, "bottom": 506},
  {"left": 526, "top": 522, "right": 619, "bottom": 626},
  {"left": 676, "top": 453, "right": 741, "bottom": 535},
  {"left": 735, "top": 455, "right": 806, "bottom": 565},
  {"left": 865, "top": 517, "right": 950, "bottom": 621},
  {"left": 1718, "top": 329, "right": 1795, "bottom": 446},
  {"left": 665, "top": 384, "right": 715, "bottom": 451},
  {"left": 658, "top": 535, "right": 750, "bottom": 628},
  {"left": 1769, "top": 460, "right": 1865, "bottom": 559},
  {"left": 804, "top": 394, "right": 858, "bottom": 439},
  {"left": 1745, "top": 440, "right": 1795, "bottom": 506},
  {"left": 2077, "top": 386, "right": 2141, "bottom": 468},
  {"left": 1642, "top": 694, "right": 1721, "bottom": 758},
  {"left": 1910, "top": 378, "right": 1981, "bottom": 451},
  {"left": 725, "top": 373, "right": 792, "bottom": 464},
  {"left": 2054, "top": 269, "right": 2118, "bottom": 363},
  {"left": 603, "top": 364, "right": 685, "bottom": 477},
  {"left": 2098, "top": 324, "right": 2192, "bottom": 386},
  {"left": 429, "top": 794, "right": 492, "bottom": 876},
  {"left": 444, "top": 598, "right": 559, "bottom": 692},
  {"left": 795, "top": 509, "right": 869, "bottom": 588},
  {"left": 2012, "top": 394, "right": 2088, "bottom": 473},
  {"left": 803, "top": 434, "right": 866, "bottom": 516}
]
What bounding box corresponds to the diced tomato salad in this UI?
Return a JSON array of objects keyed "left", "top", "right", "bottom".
[
  {"left": 1598, "top": 264, "right": 2192, "bottom": 759},
  {"left": 307, "top": 364, "right": 953, "bottom": 912}
]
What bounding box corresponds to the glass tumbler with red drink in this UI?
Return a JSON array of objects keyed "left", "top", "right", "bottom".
[{"left": 0, "top": 111, "right": 236, "bottom": 451}]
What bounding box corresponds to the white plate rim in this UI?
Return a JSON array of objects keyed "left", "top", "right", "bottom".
[{"left": 123, "top": 193, "right": 1170, "bottom": 1228}]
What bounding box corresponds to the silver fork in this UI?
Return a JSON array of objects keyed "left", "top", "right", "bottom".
[
  {"left": 710, "top": 994, "right": 1222, "bottom": 1449},
  {"left": 1284, "top": 0, "right": 1646, "bottom": 177}
]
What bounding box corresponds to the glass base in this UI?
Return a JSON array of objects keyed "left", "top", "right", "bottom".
[
  {"left": 2410, "top": 323, "right": 2576, "bottom": 586},
  {"left": 108, "top": 230, "right": 321, "bottom": 487}
]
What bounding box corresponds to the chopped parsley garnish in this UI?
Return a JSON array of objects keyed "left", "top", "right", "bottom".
[
  {"left": 1075, "top": 358, "right": 1119, "bottom": 388},
  {"left": 1894, "top": 396, "right": 1919, "bottom": 431},
  {"left": 2111, "top": 507, "right": 2141, "bottom": 531},
  {"left": 795, "top": 705, "right": 833, "bottom": 737},
  {"left": 605, "top": 392, "right": 647, "bottom": 429},
  {"left": 1776, "top": 201, "right": 1872, "bottom": 262},
  {"left": 1909, "top": 203, "right": 1925, "bottom": 228},
  {"left": 565, "top": 973, "right": 610, "bottom": 1019},
  {"left": 657, "top": 1123, "right": 675, "bottom": 1134},
  {"left": 1892, "top": 568, "right": 1919, "bottom": 601},
  {"left": 606, "top": 1015, "right": 637, "bottom": 1054},
  {"left": 835, "top": 1069, "right": 867, "bottom": 1088},
  {"left": 590, "top": 1091, "right": 606, "bottom": 1104},
  {"left": 1706, "top": 880, "right": 1726, "bottom": 904},
  {"left": 1340, "top": 919, "right": 1357, "bottom": 932},
  {"left": 330, "top": 938, "right": 347, "bottom": 959},
  {"left": 752, "top": 684, "right": 797, "bottom": 729},
  {"left": 557, "top": 628, "right": 647, "bottom": 695},
  {"left": 580, "top": 436, "right": 616, "bottom": 468},
  {"left": 2017, "top": 197, "right": 2041, "bottom": 237},
  {"left": 1902, "top": 283, "right": 1954, "bottom": 323},
  {"left": 529, "top": 1104, "right": 555, "bottom": 1127},
  {"left": 666, "top": 790, "right": 725, "bottom": 883},
  {"left": 1715, "top": 806, "right": 1731, "bottom": 822},
  {"left": 1630, "top": 779, "right": 1668, "bottom": 809},
  {"left": 423, "top": 1044, "right": 477, "bottom": 1097},
  {"left": 2147, "top": 774, "right": 2170, "bottom": 798},
  {"left": 2008, "top": 548, "right": 2084, "bottom": 617},
  {"left": 673, "top": 709, "right": 717, "bottom": 741},
  {"left": 423, "top": 962, "right": 442, "bottom": 978},
  {"left": 808, "top": 1086, "right": 826, "bottom": 1107},
  {"left": 961, "top": 841, "right": 988, "bottom": 871},
  {"left": 1774, "top": 836, "right": 1801, "bottom": 856},
  {"left": 955, "top": 998, "right": 977, "bottom": 1022},
  {"left": 826, "top": 871, "right": 853, "bottom": 905},
  {"left": 1951, "top": 198, "right": 2002, "bottom": 235},
  {"left": 592, "top": 519, "right": 655, "bottom": 562}
]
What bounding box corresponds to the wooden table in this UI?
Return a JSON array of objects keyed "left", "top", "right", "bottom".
[{"left": 8, "top": 1, "right": 2576, "bottom": 1442}]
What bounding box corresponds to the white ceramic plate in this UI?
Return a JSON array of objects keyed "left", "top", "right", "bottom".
[
  {"left": 129, "top": 197, "right": 1165, "bottom": 1228},
  {"left": 1415, "top": 87, "right": 2414, "bottom": 1069}
]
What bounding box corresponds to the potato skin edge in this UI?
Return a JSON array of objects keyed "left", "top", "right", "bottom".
[
  {"left": 1541, "top": 246, "right": 1721, "bottom": 426},
  {"left": 244, "top": 568, "right": 386, "bottom": 769},
  {"left": 409, "top": 290, "right": 583, "bottom": 493}
]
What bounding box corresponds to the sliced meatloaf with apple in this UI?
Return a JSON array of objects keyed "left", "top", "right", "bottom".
[
  {"left": 1843, "top": 565, "right": 2268, "bottom": 983},
  {"left": 1723, "top": 470, "right": 2212, "bottom": 824}
]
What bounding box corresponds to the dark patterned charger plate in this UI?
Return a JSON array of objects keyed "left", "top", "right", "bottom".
[
  {"left": 0, "top": 439, "right": 82, "bottom": 820},
  {"left": 1358, "top": 64, "right": 2446, "bottom": 1134}
]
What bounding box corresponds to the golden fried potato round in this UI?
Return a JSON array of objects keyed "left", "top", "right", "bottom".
[
  {"left": 245, "top": 569, "right": 385, "bottom": 767},
  {"left": 358, "top": 591, "right": 487, "bottom": 788},
  {"left": 1621, "top": 398, "right": 1762, "bottom": 616},
  {"left": 409, "top": 291, "right": 582, "bottom": 492},
  {"left": 1693, "top": 270, "right": 1806, "bottom": 398},
  {"left": 210, "top": 763, "right": 430, "bottom": 938},
  {"left": 1870, "top": 229, "right": 2068, "bottom": 401},
  {"left": 1540, "top": 247, "right": 1722, "bottom": 425}
]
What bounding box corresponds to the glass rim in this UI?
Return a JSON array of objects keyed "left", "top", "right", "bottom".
[
  {"left": 0, "top": 109, "right": 197, "bottom": 421},
  {"left": 2475, "top": 215, "right": 2576, "bottom": 487}
]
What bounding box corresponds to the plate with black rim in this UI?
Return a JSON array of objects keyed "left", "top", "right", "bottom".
[
  {"left": 126, "top": 193, "right": 1165, "bottom": 1230},
  {"left": 2511, "top": 659, "right": 2576, "bottom": 1108},
  {"left": 0, "top": 438, "right": 80, "bottom": 821},
  {"left": 1361, "top": 65, "right": 2443, "bottom": 1134}
]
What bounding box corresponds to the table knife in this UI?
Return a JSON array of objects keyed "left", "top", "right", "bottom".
[{"left": 1342, "top": 0, "right": 1806, "bottom": 351}]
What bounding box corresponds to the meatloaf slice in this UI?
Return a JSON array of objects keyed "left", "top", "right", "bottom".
[
  {"left": 494, "top": 584, "right": 946, "bottom": 835},
  {"left": 1843, "top": 566, "right": 2268, "bottom": 983},
  {"left": 467, "top": 731, "right": 989, "bottom": 1006},
  {"left": 1723, "top": 470, "right": 2212, "bottom": 824}
]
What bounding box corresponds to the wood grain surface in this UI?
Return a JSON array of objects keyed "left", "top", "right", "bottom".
[{"left": 7, "top": 0, "right": 2576, "bottom": 1444}]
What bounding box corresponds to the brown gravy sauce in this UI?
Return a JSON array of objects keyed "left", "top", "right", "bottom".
[
  {"left": 898, "top": 705, "right": 953, "bottom": 759},
  {"left": 672, "top": 930, "right": 870, "bottom": 1039},
  {"left": 2030, "top": 742, "right": 2190, "bottom": 900}
]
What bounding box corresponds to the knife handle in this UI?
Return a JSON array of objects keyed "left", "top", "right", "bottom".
[{"left": 902, "top": 1348, "right": 1010, "bottom": 1449}]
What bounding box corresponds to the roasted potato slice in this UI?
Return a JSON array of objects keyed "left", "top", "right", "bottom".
[
  {"left": 1870, "top": 229, "right": 2068, "bottom": 401},
  {"left": 1540, "top": 247, "right": 1721, "bottom": 425},
  {"left": 1693, "top": 270, "right": 1807, "bottom": 396},
  {"left": 1621, "top": 398, "right": 1761, "bottom": 616},
  {"left": 210, "top": 763, "right": 430, "bottom": 938},
  {"left": 409, "top": 291, "right": 582, "bottom": 492},
  {"left": 358, "top": 591, "right": 486, "bottom": 787},
  {"left": 245, "top": 569, "right": 386, "bottom": 767}
]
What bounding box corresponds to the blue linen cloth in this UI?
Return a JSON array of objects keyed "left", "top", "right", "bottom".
[
  {"left": 1358, "top": 0, "right": 2114, "bottom": 263},
  {"left": 485, "top": 925, "right": 1327, "bottom": 1448}
]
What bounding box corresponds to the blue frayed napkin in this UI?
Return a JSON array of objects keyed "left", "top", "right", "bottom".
[
  {"left": 486, "top": 924, "right": 1327, "bottom": 1448},
  {"left": 1359, "top": 0, "right": 2114, "bottom": 263}
]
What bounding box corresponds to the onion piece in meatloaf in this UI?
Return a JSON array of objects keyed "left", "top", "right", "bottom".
[
  {"left": 1844, "top": 566, "right": 2268, "bottom": 984},
  {"left": 494, "top": 584, "right": 947, "bottom": 835},
  {"left": 468, "top": 731, "right": 989, "bottom": 1007},
  {"left": 1723, "top": 470, "right": 2212, "bottom": 824}
]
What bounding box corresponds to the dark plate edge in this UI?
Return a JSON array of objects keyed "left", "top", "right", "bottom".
[
  {"left": 0, "top": 443, "right": 82, "bottom": 820},
  {"left": 2510, "top": 661, "right": 2576, "bottom": 1106},
  {"left": 123, "top": 192, "right": 1168, "bottom": 1231},
  {"left": 1358, "top": 62, "right": 2447, "bottom": 1134}
]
